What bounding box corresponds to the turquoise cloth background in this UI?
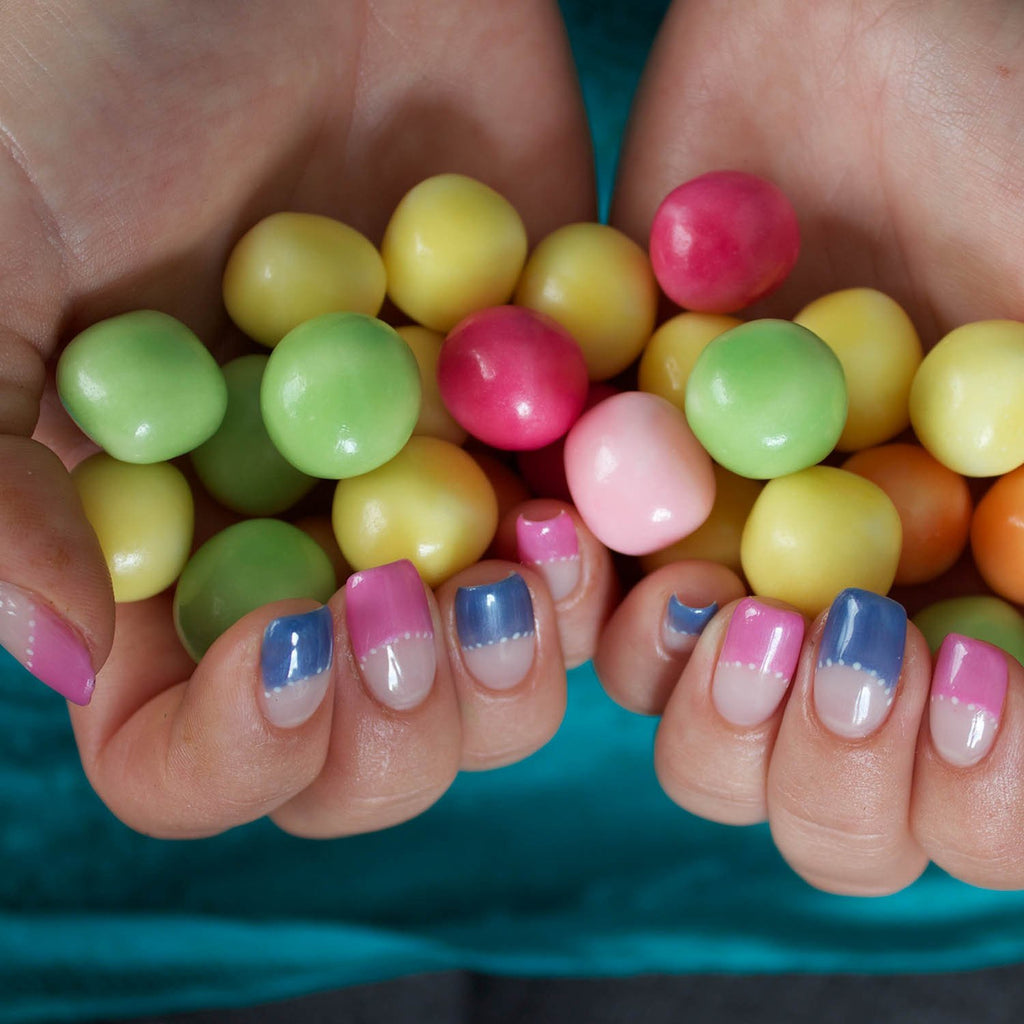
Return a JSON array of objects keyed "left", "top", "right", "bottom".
[{"left": 5, "top": 2, "right": 1024, "bottom": 1021}]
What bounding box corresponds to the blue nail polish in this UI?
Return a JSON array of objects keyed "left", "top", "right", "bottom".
[
  {"left": 455, "top": 574, "right": 535, "bottom": 650},
  {"left": 261, "top": 606, "right": 333, "bottom": 693},
  {"left": 665, "top": 596, "right": 718, "bottom": 637},
  {"left": 817, "top": 588, "right": 906, "bottom": 693}
]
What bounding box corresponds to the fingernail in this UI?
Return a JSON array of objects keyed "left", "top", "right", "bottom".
[
  {"left": 0, "top": 580, "right": 95, "bottom": 705},
  {"left": 260, "top": 605, "right": 333, "bottom": 728},
  {"left": 455, "top": 573, "right": 536, "bottom": 691},
  {"left": 516, "top": 510, "right": 580, "bottom": 602},
  {"left": 814, "top": 588, "right": 907, "bottom": 739},
  {"left": 661, "top": 595, "right": 717, "bottom": 657},
  {"left": 711, "top": 598, "right": 804, "bottom": 727},
  {"left": 930, "top": 633, "right": 1007, "bottom": 767},
  {"left": 345, "top": 559, "right": 436, "bottom": 710}
]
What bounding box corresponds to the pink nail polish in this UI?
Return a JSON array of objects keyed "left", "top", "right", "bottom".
[
  {"left": 344, "top": 560, "right": 436, "bottom": 710},
  {"left": 516, "top": 510, "right": 580, "bottom": 601},
  {"left": 930, "top": 633, "right": 1007, "bottom": 767},
  {"left": 711, "top": 598, "right": 804, "bottom": 727},
  {"left": 0, "top": 580, "right": 95, "bottom": 705}
]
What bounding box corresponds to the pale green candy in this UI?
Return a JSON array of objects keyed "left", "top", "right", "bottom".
[
  {"left": 57, "top": 310, "right": 227, "bottom": 463},
  {"left": 260, "top": 312, "right": 421, "bottom": 479},
  {"left": 190, "top": 355, "right": 316, "bottom": 516},
  {"left": 173, "top": 518, "right": 336, "bottom": 661},
  {"left": 913, "top": 595, "right": 1024, "bottom": 667}
]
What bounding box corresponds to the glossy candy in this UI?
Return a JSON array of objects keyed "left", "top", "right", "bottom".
[
  {"left": 331, "top": 436, "right": 498, "bottom": 588},
  {"left": 173, "top": 518, "right": 336, "bottom": 662},
  {"left": 684, "top": 319, "right": 847, "bottom": 479},
  {"left": 72, "top": 453, "right": 194, "bottom": 603},
  {"left": 741, "top": 466, "right": 902, "bottom": 617},
  {"left": 260, "top": 312, "right": 421, "bottom": 479},
  {"left": 649, "top": 170, "right": 800, "bottom": 314},
  {"left": 513, "top": 222, "right": 658, "bottom": 380},
  {"left": 564, "top": 391, "right": 716, "bottom": 556},
  {"left": 914, "top": 595, "right": 1024, "bottom": 667},
  {"left": 381, "top": 173, "right": 528, "bottom": 332},
  {"left": 909, "top": 319, "right": 1024, "bottom": 476},
  {"left": 437, "top": 305, "right": 589, "bottom": 451},
  {"left": 970, "top": 465, "right": 1024, "bottom": 604},
  {"left": 57, "top": 310, "right": 227, "bottom": 464},
  {"left": 395, "top": 325, "right": 467, "bottom": 446},
  {"left": 222, "top": 212, "right": 386, "bottom": 348}
]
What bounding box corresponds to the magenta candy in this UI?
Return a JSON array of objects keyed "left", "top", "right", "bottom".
[
  {"left": 437, "top": 305, "right": 589, "bottom": 451},
  {"left": 649, "top": 170, "right": 800, "bottom": 314},
  {"left": 563, "top": 390, "right": 716, "bottom": 555}
]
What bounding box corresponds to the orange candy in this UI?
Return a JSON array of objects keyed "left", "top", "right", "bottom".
[
  {"left": 841, "top": 443, "right": 972, "bottom": 585},
  {"left": 970, "top": 465, "right": 1024, "bottom": 604}
]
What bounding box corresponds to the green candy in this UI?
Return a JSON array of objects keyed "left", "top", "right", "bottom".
[
  {"left": 173, "top": 518, "right": 336, "bottom": 662},
  {"left": 913, "top": 595, "right": 1024, "bottom": 667},
  {"left": 57, "top": 310, "right": 227, "bottom": 463},
  {"left": 685, "top": 319, "right": 848, "bottom": 479},
  {"left": 260, "top": 312, "right": 421, "bottom": 479},
  {"left": 190, "top": 355, "right": 316, "bottom": 516}
]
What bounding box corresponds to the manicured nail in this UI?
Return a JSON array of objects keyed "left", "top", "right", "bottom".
[
  {"left": 345, "top": 559, "right": 436, "bottom": 710},
  {"left": 260, "top": 605, "right": 333, "bottom": 728},
  {"left": 711, "top": 598, "right": 804, "bottom": 727},
  {"left": 0, "top": 580, "right": 95, "bottom": 705},
  {"left": 930, "top": 633, "right": 1007, "bottom": 767},
  {"left": 814, "top": 588, "right": 907, "bottom": 739},
  {"left": 661, "top": 595, "right": 717, "bottom": 657},
  {"left": 516, "top": 511, "right": 580, "bottom": 602},
  {"left": 455, "top": 573, "right": 536, "bottom": 690}
]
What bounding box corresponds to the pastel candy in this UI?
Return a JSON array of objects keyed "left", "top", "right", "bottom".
[{"left": 913, "top": 595, "right": 1024, "bottom": 666}]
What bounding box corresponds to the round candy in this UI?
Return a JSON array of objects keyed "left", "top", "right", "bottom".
[
  {"left": 72, "top": 453, "right": 194, "bottom": 603},
  {"left": 260, "top": 312, "right": 421, "bottom": 478},
  {"left": 513, "top": 221, "right": 658, "bottom": 380},
  {"left": 191, "top": 355, "right": 316, "bottom": 516},
  {"left": 909, "top": 319, "right": 1024, "bottom": 476},
  {"left": 684, "top": 319, "right": 848, "bottom": 479},
  {"left": 173, "top": 518, "right": 336, "bottom": 662},
  {"left": 437, "top": 305, "right": 589, "bottom": 451},
  {"left": 649, "top": 170, "right": 800, "bottom": 314},
  {"left": 794, "top": 288, "right": 922, "bottom": 451},
  {"left": 56, "top": 310, "right": 227, "bottom": 464},
  {"left": 381, "top": 173, "right": 528, "bottom": 332},
  {"left": 914, "top": 595, "right": 1024, "bottom": 666},
  {"left": 741, "top": 466, "right": 902, "bottom": 617},
  {"left": 331, "top": 436, "right": 498, "bottom": 588},
  {"left": 842, "top": 443, "right": 972, "bottom": 586},
  {"left": 564, "top": 391, "right": 716, "bottom": 556},
  {"left": 970, "top": 465, "right": 1024, "bottom": 604},
  {"left": 222, "top": 212, "right": 386, "bottom": 348},
  {"left": 395, "top": 325, "right": 467, "bottom": 446}
]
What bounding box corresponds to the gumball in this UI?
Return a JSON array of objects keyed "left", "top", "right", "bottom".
[
  {"left": 914, "top": 595, "right": 1024, "bottom": 666},
  {"left": 970, "top": 465, "right": 1024, "bottom": 604},
  {"left": 395, "top": 325, "right": 468, "bottom": 446}
]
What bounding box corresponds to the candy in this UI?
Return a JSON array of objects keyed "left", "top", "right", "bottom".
[
  {"left": 222, "top": 212, "right": 386, "bottom": 348},
  {"left": 72, "top": 453, "right": 194, "bottom": 603},
  {"left": 913, "top": 595, "right": 1024, "bottom": 666},
  {"left": 57, "top": 310, "right": 227, "bottom": 464},
  {"left": 331, "top": 436, "right": 498, "bottom": 588},
  {"left": 513, "top": 222, "right": 658, "bottom": 380},
  {"left": 173, "top": 518, "right": 336, "bottom": 662},
  {"left": 564, "top": 391, "right": 716, "bottom": 556},
  {"left": 260, "top": 312, "right": 421, "bottom": 479},
  {"left": 648, "top": 170, "right": 800, "bottom": 314},
  {"left": 970, "top": 465, "right": 1024, "bottom": 604},
  {"left": 190, "top": 355, "right": 316, "bottom": 516},
  {"left": 741, "top": 466, "right": 902, "bottom": 617},
  {"left": 437, "top": 305, "right": 589, "bottom": 451},
  {"left": 395, "top": 325, "right": 468, "bottom": 446},
  {"left": 684, "top": 319, "right": 847, "bottom": 479},
  {"left": 909, "top": 319, "right": 1024, "bottom": 476},
  {"left": 381, "top": 173, "right": 528, "bottom": 332},
  {"left": 794, "top": 288, "right": 922, "bottom": 451}
]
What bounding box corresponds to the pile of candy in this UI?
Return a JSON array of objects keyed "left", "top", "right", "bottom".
[{"left": 55, "top": 170, "right": 1024, "bottom": 664}]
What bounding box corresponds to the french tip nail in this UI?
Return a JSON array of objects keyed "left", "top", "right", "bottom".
[
  {"left": 516, "top": 510, "right": 580, "bottom": 602},
  {"left": 260, "top": 605, "right": 334, "bottom": 728},
  {"left": 455, "top": 573, "right": 536, "bottom": 691},
  {"left": 661, "top": 595, "right": 717, "bottom": 656}
]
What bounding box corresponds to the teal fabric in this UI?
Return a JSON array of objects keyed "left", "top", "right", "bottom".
[{"left": 5, "top": 2, "right": 1024, "bottom": 1021}]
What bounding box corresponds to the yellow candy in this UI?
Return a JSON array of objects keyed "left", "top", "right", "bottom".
[
  {"left": 222, "top": 212, "right": 386, "bottom": 348},
  {"left": 72, "top": 453, "right": 194, "bottom": 603},
  {"left": 794, "top": 288, "right": 921, "bottom": 451},
  {"left": 909, "top": 319, "right": 1024, "bottom": 476},
  {"left": 741, "top": 466, "right": 901, "bottom": 617},
  {"left": 395, "top": 325, "right": 468, "bottom": 446},
  {"left": 514, "top": 222, "right": 658, "bottom": 381},
  {"left": 637, "top": 313, "right": 742, "bottom": 412},
  {"left": 381, "top": 173, "right": 527, "bottom": 332},
  {"left": 332, "top": 436, "right": 498, "bottom": 587}
]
